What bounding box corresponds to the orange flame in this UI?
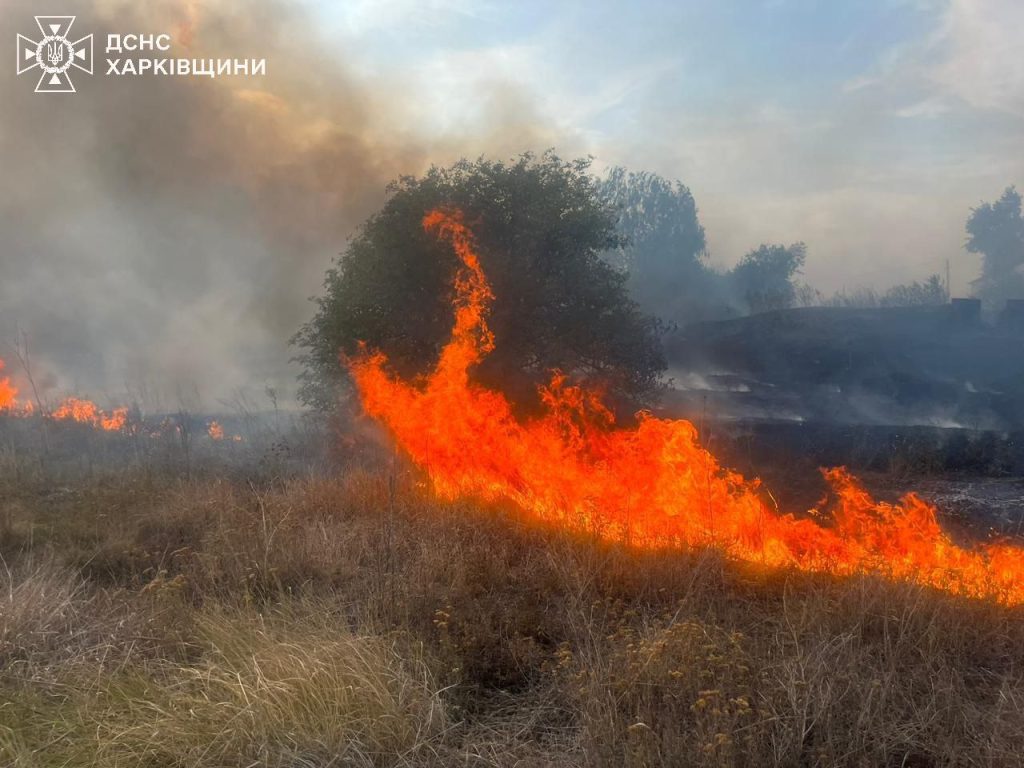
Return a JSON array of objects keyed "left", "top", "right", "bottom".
[
  {"left": 0, "top": 360, "right": 128, "bottom": 433},
  {"left": 350, "top": 208, "right": 1024, "bottom": 605},
  {"left": 208, "top": 420, "right": 225, "bottom": 440},
  {"left": 52, "top": 397, "right": 100, "bottom": 425},
  {"left": 101, "top": 407, "right": 129, "bottom": 432},
  {"left": 52, "top": 397, "right": 128, "bottom": 433},
  {"left": 0, "top": 358, "right": 17, "bottom": 411}
]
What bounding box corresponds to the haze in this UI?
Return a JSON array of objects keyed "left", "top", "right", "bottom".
[{"left": 1, "top": 0, "right": 1020, "bottom": 406}]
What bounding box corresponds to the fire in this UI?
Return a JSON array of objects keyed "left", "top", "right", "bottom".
[
  {"left": 350, "top": 209, "right": 1024, "bottom": 605},
  {"left": 0, "top": 358, "right": 17, "bottom": 411},
  {"left": 52, "top": 397, "right": 100, "bottom": 424},
  {"left": 101, "top": 407, "right": 129, "bottom": 432},
  {"left": 0, "top": 360, "right": 137, "bottom": 435},
  {"left": 208, "top": 420, "right": 225, "bottom": 440},
  {"left": 52, "top": 397, "right": 128, "bottom": 433}
]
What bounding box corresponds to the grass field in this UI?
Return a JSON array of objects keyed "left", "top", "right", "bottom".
[{"left": 2, "top": 426, "right": 1024, "bottom": 767}]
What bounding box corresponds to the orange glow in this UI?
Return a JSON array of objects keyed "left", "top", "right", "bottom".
[
  {"left": 101, "top": 407, "right": 129, "bottom": 432},
  {"left": 52, "top": 397, "right": 100, "bottom": 425},
  {"left": 52, "top": 397, "right": 128, "bottom": 433},
  {"left": 0, "top": 358, "right": 17, "bottom": 411},
  {"left": 350, "top": 208, "right": 1024, "bottom": 605},
  {"left": 0, "top": 364, "right": 131, "bottom": 434},
  {"left": 208, "top": 420, "right": 225, "bottom": 440}
]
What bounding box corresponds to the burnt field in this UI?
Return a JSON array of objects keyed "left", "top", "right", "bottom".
[
  {"left": 665, "top": 304, "right": 1024, "bottom": 431},
  {"left": 659, "top": 303, "right": 1024, "bottom": 542},
  {"left": 684, "top": 420, "right": 1024, "bottom": 539}
]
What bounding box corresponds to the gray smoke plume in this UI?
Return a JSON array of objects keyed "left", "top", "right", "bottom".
[{"left": 0, "top": 0, "right": 571, "bottom": 410}]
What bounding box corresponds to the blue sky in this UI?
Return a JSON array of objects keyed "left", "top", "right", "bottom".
[{"left": 317, "top": 0, "right": 1023, "bottom": 294}]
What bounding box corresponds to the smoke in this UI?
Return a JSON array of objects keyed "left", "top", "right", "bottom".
[{"left": 0, "top": 0, "right": 570, "bottom": 409}]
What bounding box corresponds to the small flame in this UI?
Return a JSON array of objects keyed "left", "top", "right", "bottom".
[
  {"left": 208, "top": 420, "right": 225, "bottom": 440},
  {"left": 0, "top": 364, "right": 125, "bottom": 431},
  {"left": 350, "top": 209, "right": 1024, "bottom": 605},
  {"left": 52, "top": 397, "right": 128, "bottom": 433},
  {"left": 101, "top": 407, "right": 129, "bottom": 432},
  {"left": 52, "top": 397, "right": 100, "bottom": 425},
  {"left": 0, "top": 358, "right": 17, "bottom": 411}
]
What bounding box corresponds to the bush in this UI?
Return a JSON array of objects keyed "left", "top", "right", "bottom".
[{"left": 294, "top": 153, "right": 666, "bottom": 415}]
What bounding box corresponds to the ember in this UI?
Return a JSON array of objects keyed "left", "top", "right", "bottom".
[{"left": 351, "top": 209, "right": 1024, "bottom": 604}]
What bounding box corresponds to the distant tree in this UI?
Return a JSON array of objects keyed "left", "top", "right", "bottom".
[
  {"left": 966, "top": 186, "right": 1024, "bottom": 306},
  {"left": 728, "top": 243, "right": 807, "bottom": 313},
  {"left": 823, "top": 275, "right": 947, "bottom": 308},
  {"left": 880, "top": 275, "right": 947, "bottom": 307},
  {"left": 293, "top": 153, "right": 666, "bottom": 413},
  {"left": 794, "top": 282, "right": 823, "bottom": 307},
  {"left": 596, "top": 168, "right": 711, "bottom": 323},
  {"left": 823, "top": 287, "right": 881, "bottom": 308}
]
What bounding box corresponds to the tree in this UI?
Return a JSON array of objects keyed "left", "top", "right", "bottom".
[
  {"left": 294, "top": 153, "right": 666, "bottom": 414},
  {"left": 824, "top": 275, "right": 948, "bottom": 308},
  {"left": 880, "top": 275, "right": 947, "bottom": 307},
  {"left": 728, "top": 243, "right": 807, "bottom": 313},
  {"left": 596, "top": 168, "right": 711, "bottom": 324},
  {"left": 966, "top": 186, "right": 1024, "bottom": 306}
]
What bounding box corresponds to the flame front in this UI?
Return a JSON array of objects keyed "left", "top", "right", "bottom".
[
  {"left": 0, "top": 358, "right": 17, "bottom": 411},
  {"left": 350, "top": 208, "right": 1024, "bottom": 605},
  {"left": 52, "top": 397, "right": 128, "bottom": 432},
  {"left": 0, "top": 361, "right": 127, "bottom": 432}
]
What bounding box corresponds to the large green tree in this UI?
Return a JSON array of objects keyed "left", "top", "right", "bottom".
[
  {"left": 966, "top": 186, "right": 1024, "bottom": 306},
  {"left": 294, "top": 153, "right": 666, "bottom": 413}
]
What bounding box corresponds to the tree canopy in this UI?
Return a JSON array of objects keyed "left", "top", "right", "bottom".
[
  {"left": 294, "top": 153, "right": 666, "bottom": 414},
  {"left": 596, "top": 168, "right": 710, "bottom": 323},
  {"left": 822, "top": 275, "right": 947, "bottom": 308},
  {"left": 597, "top": 169, "right": 812, "bottom": 321},
  {"left": 966, "top": 186, "right": 1024, "bottom": 306},
  {"left": 728, "top": 243, "right": 807, "bottom": 314}
]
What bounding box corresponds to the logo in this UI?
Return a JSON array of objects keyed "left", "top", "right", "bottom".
[{"left": 16, "top": 16, "right": 93, "bottom": 93}]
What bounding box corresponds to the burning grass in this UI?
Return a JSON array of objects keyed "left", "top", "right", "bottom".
[
  {"left": 351, "top": 209, "right": 1024, "bottom": 605},
  {"left": 2, "top": 466, "right": 1024, "bottom": 766},
  {"left": 0, "top": 359, "right": 17, "bottom": 411},
  {"left": 1, "top": 210, "right": 1023, "bottom": 763},
  {"left": 0, "top": 361, "right": 129, "bottom": 433}
]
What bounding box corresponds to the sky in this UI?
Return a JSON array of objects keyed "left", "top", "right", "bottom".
[
  {"left": 0, "top": 0, "right": 1021, "bottom": 408},
  {"left": 319, "top": 0, "right": 1023, "bottom": 290}
]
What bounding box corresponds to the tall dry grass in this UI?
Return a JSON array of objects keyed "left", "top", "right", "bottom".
[{"left": 1, "top": 467, "right": 1023, "bottom": 766}]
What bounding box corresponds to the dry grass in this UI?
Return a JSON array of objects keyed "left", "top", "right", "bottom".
[
  {"left": 96, "top": 607, "right": 447, "bottom": 767},
  {"left": 1, "top": 466, "right": 1024, "bottom": 766}
]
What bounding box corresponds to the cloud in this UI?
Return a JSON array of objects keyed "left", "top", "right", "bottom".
[
  {"left": 327, "top": 0, "right": 490, "bottom": 35},
  {"left": 930, "top": 0, "right": 1024, "bottom": 116},
  {"left": 894, "top": 97, "right": 951, "bottom": 118}
]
